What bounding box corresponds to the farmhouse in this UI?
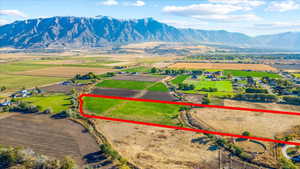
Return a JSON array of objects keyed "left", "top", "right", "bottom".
[
  {"left": 0, "top": 100, "right": 11, "bottom": 106},
  {"left": 11, "top": 89, "right": 31, "bottom": 98}
]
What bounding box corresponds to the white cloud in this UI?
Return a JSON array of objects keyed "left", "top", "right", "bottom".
[
  {"left": 193, "top": 14, "right": 261, "bottom": 22},
  {"left": 255, "top": 21, "right": 300, "bottom": 29},
  {"left": 163, "top": 4, "right": 248, "bottom": 16},
  {"left": 162, "top": 3, "right": 260, "bottom": 22},
  {"left": 132, "top": 1, "right": 145, "bottom": 7},
  {"left": 208, "top": 0, "right": 265, "bottom": 7},
  {"left": 0, "top": 10, "right": 27, "bottom": 18},
  {"left": 266, "top": 0, "right": 299, "bottom": 12},
  {"left": 124, "top": 1, "right": 145, "bottom": 7},
  {"left": 0, "top": 19, "right": 10, "bottom": 25},
  {"left": 160, "top": 19, "right": 208, "bottom": 29},
  {"left": 100, "top": 0, "right": 118, "bottom": 6}
]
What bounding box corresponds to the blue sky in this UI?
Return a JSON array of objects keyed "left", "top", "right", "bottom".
[{"left": 0, "top": 0, "right": 300, "bottom": 36}]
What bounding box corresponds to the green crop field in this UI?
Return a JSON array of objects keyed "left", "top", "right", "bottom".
[
  {"left": 0, "top": 74, "right": 66, "bottom": 91},
  {"left": 20, "top": 94, "right": 71, "bottom": 113},
  {"left": 224, "top": 70, "right": 281, "bottom": 78},
  {"left": 123, "top": 66, "right": 150, "bottom": 73},
  {"left": 148, "top": 82, "right": 169, "bottom": 92},
  {"left": 185, "top": 80, "right": 233, "bottom": 92},
  {"left": 293, "top": 74, "right": 300, "bottom": 78},
  {"left": 171, "top": 75, "right": 190, "bottom": 85},
  {"left": 83, "top": 97, "right": 183, "bottom": 126},
  {"left": 96, "top": 79, "right": 154, "bottom": 90}
]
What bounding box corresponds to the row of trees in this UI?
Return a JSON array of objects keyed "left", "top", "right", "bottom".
[
  {"left": 178, "top": 83, "right": 195, "bottom": 90},
  {"left": 73, "top": 72, "right": 98, "bottom": 80},
  {"left": 245, "top": 88, "right": 268, "bottom": 94},
  {"left": 283, "top": 96, "right": 300, "bottom": 105},
  {"left": 235, "top": 93, "right": 278, "bottom": 102},
  {"left": 0, "top": 145, "right": 77, "bottom": 169}
]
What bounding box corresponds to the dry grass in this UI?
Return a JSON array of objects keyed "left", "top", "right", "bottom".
[
  {"left": 96, "top": 120, "right": 219, "bottom": 169},
  {"left": 13, "top": 66, "right": 115, "bottom": 77},
  {"left": 169, "top": 63, "right": 277, "bottom": 71},
  {"left": 35, "top": 60, "right": 92, "bottom": 65},
  {"left": 190, "top": 100, "right": 300, "bottom": 138}
]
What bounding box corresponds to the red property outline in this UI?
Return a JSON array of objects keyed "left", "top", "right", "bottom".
[{"left": 79, "top": 93, "right": 300, "bottom": 146}]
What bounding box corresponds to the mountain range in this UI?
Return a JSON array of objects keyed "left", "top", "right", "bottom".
[{"left": 0, "top": 16, "right": 299, "bottom": 50}]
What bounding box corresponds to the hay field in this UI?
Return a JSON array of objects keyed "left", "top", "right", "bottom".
[
  {"left": 0, "top": 74, "right": 66, "bottom": 91},
  {"left": 191, "top": 100, "right": 300, "bottom": 138},
  {"left": 13, "top": 66, "right": 115, "bottom": 77},
  {"left": 169, "top": 63, "right": 277, "bottom": 71}
]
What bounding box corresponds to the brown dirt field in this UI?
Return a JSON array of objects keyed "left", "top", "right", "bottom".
[
  {"left": 0, "top": 113, "right": 100, "bottom": 166},
  {"left": 168, "top": 63, "right": 277, "bottom": 71},
  {"left": 140, "top": 91, "right": 176, "bottom": 101},
  {"left": 40, "top": 83, "right": 85, "bottom": 94},
  {"left": 96, "top": 120, "right": 219, "bottom": 169},
  {"left": 13, "top": 66, "right": 115, "bottom": 78},
  {"left": 91, "top": 87, "right": 140, "bottom": 98},
  {"left": 111, "top": 75, "right": 166, "bottom": 82},
  {"left": 190, "top": 100, "right": 300, "bottom": 139}
]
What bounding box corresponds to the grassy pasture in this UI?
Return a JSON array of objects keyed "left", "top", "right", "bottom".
[
  {"left": 0, "top": 74, "right": 66, "bottom": 91},
  {"left": 0, "top": 63, "right": 50, "bottom": 74},
  {"left": 123, "top": 66, "right": 150, "bottom": 73},
  {"left": 293, "top": 73, "right": 300, "bottom": 78},
  {"left": 84, "top": 97, "right": 183, "bottom": 126},
  {"left": 224, "top": 70, "right": 281, "bottom": 78},
  {"left": 20, "top": 94, "right": 71, "bottom": 113},
  {"left": 96, "top": 80, "right": 153, "bottom": 90},
  {"left": 148, "top": 82, "right": 169, "bottom": 92},
  {"left": 185, "top": 80, "right": 233, "bottom": 92},
  {"left": 171, "top": 75, "right": 190, "bottom": 85}
]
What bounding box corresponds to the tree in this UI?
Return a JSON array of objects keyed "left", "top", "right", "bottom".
[
  {"left": 242, "top": 131, "right": 250, "bottom": 137},
  {"left": 0, "top": 86, "right": 6, "bottom": 92},
  {"left": 150, "top": 67, "right": 157, "bottom": 73},
  {"left": 227, "top": 73, "right": 232, "bottom": 80},
  {"left": 202, "top": 97, "right": 210, "bottom": 105}
]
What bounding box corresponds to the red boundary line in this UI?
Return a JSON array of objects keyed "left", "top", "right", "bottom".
[{"left": 78, "top": 93, "right": 300, "bottom": 146}]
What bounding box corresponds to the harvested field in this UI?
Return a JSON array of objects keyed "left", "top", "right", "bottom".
[
  {"left": 96, "top": 120, "right": 219, "bottom": 169},
  {"left": 285, "top": 69, "right": 300, "bottom": 73},
  {"left": 13, "top": 66, "right": 115, "bottom": 78},
  {"left": 140, "top": 91, "right": 176, "bottom": 101},
  {"left": 0, "top": 113, "right": 103, "bottom": 166},
  {"left": 190, "top": 100, "right": 300, "bottom": 138},
  {"left": 111, "top": 74, "right": 166, "bottom": 82},
  {"left": 0, "top": 74, "right": 66, "bottom": 91},
  {"left": 104, "top": 61, "right": 134, "bottom": 66},
  {"left": 91, "top": 87, "right": 140, "bottom": 98},
  {"left": 169, "top": 63, "right": 277, "bottom": 71},
  {"left": 272, "top": 64, "right": 300, "bottom": 70},
  {"left": 35, "top": 59, "right": 92, "bottom": 65},
  {"left": 40, "top": 83, "right": 85, "bottom": 94}
]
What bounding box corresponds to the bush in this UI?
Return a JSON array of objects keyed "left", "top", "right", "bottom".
[
  {"left": 202, "top": 97, "right": 210, "bottom": 105},
  {"left": 61, "top": 156, "right": 77, "bottom": 169},
  {"left": 239, "top": 152, "right": 253, "bottom": 161},
  {"left": 279, "top": 157, "right": 297, "bottom": 169},
  {"left": 283, "top": 96, "right": 300, "bottom": 105},
  {"left": 245, "top": 88, "right": 268, "bottom": 94}
]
